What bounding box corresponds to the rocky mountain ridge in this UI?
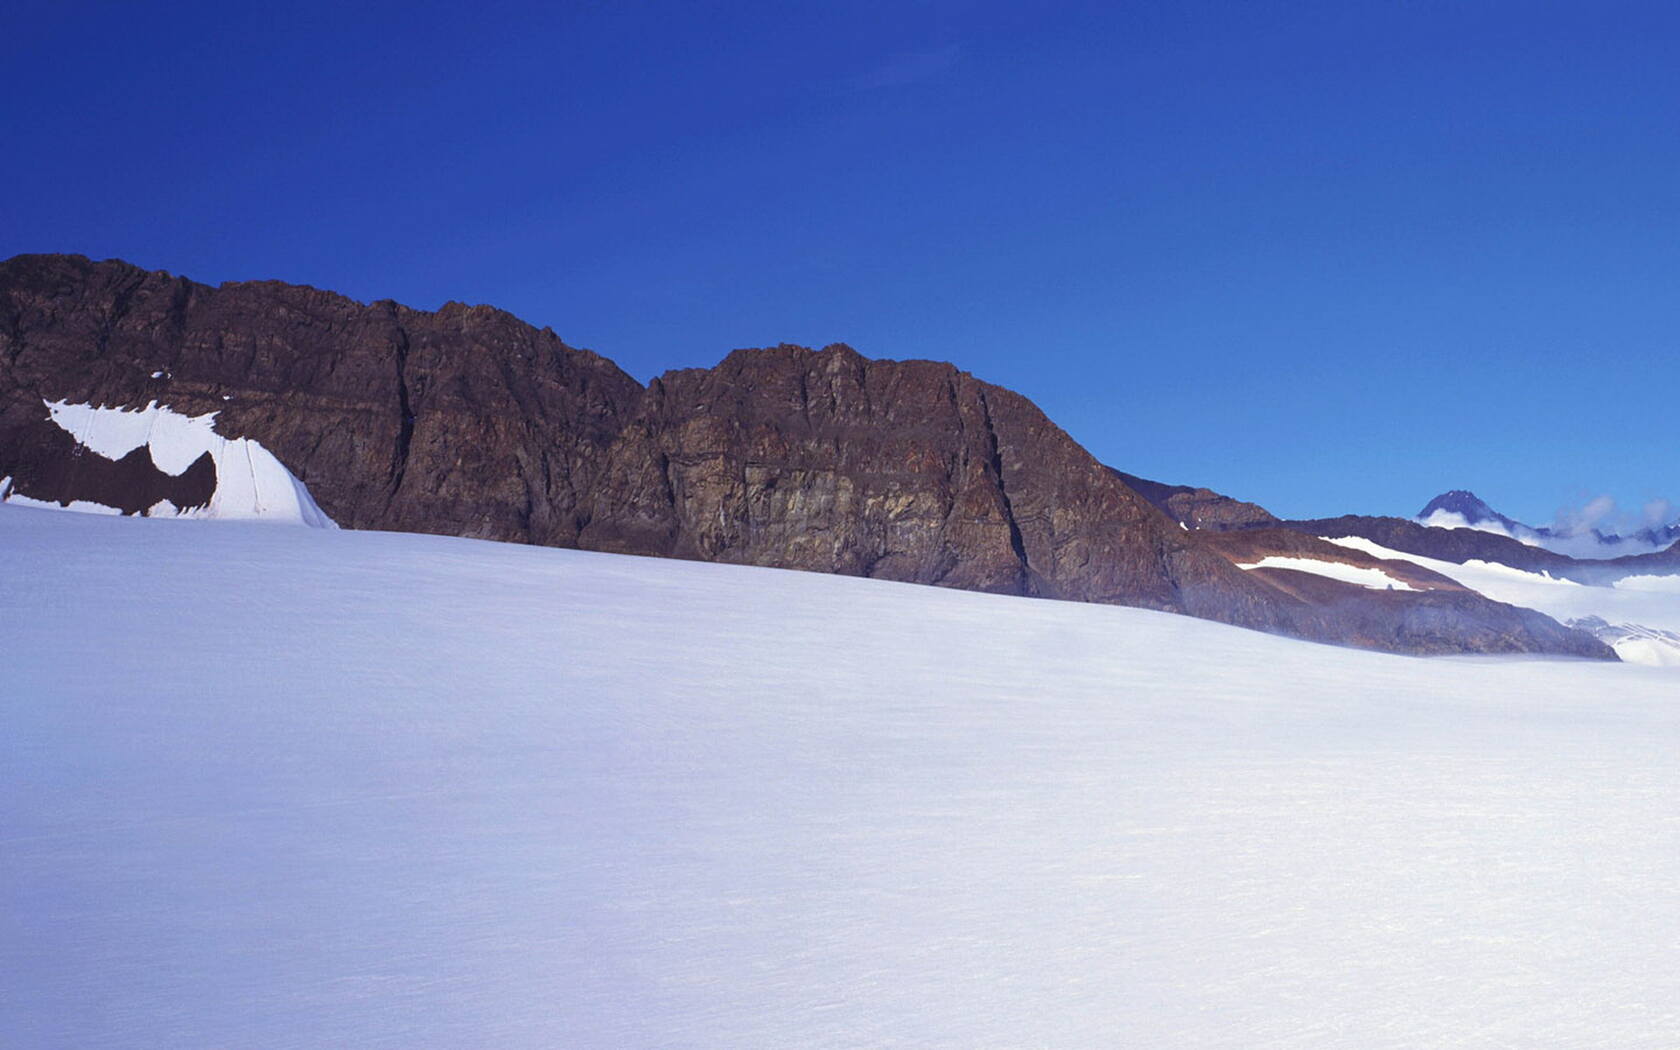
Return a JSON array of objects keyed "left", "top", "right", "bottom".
[
  {"left": 1279, "top": 511, "right": 1680, "bottom": 585},
  {"left": 0, "top": 253, "right": 1613, "bottom": 659}
]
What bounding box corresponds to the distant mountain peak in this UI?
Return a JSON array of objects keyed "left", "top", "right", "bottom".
[{"left": 1418, "top": 490, "right": 1526, "bottom": 532}]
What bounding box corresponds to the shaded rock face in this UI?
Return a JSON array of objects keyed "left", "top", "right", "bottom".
[
  {"left": 2, "top": 412, "right": 217, "bottom": 514},
  {"left": 0, "top": 254, "right": 1615, "bottom": 660},
  {"left": 1190, "top": 528, "right": 1615, "bottom": 659},
  {"left": 1245, "top": 573, "right": 1613, "bottom": 658}
]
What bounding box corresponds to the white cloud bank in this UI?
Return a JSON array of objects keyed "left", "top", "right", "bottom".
[{"left": 1417, "top": 498, "right": 1677, "bottom": 560}]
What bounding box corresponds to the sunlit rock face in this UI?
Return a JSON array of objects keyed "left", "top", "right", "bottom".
[
  {"left": 0, "top": 253, "right": 644, "bottom": 542},
  {"left": 0, "top": 252, "right": 1615, "bottom": 659}
]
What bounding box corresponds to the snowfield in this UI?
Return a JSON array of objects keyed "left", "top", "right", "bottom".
[{"left": 5, "top": 505, "right": 1680, "bottom": 1049}]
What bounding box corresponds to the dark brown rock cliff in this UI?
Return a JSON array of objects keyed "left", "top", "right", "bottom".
[
  {"left": 0, "top": 254, "right": 1615, "bottom": 659},
  {"left": 0, "top": 253, "right": 644, "bottom": 542},
  {"left": 578, "top": 343, "right": 1291, "bottom": 623}
]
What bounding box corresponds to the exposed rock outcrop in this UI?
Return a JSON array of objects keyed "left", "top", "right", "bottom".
[
  {"left": 576, "top": 343, "right": 1294, "bottom": 625},
  {"left": 0, "top": 254, "right": 1615, "bottom": 659},
  {"left": 0, "top": 253, "right": 644, "bottom": 542},
  {"left": 1112, "top": 470, "right": 1279, "bottom": 530}
]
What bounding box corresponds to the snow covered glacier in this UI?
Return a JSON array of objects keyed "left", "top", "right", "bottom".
[{"left": 4, "top": 505, "right": 1680, "bottom": 1048}]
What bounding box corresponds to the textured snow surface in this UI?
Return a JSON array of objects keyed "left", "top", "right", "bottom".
[
  {"left": 1236, "top": 554, "right": 1417, "bottom": 590},
  {"left": 6, "top": 506, "right": 1680, "bottom": 1049},
  {"left": 7, "top": 399, "right": 337, "bottom": 526}
]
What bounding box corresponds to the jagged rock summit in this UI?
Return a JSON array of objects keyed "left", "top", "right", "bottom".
[
  {"left": 0, "top": 253, "right": 1614, "bottom": 659},
  {"left": 1418, "top": 489, "right": 1526, "bottom": 532}
]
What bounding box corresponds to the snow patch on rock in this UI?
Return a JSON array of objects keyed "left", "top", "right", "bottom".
[
  {"left": 1237, "top": 555, "right": 1417, "bottom": 591},
  {"left": 5, "top": 399, "right": 338, "bottom": 527},
  {"left": 1324, "top": 535, "right": 1680, "bottom": 667}
]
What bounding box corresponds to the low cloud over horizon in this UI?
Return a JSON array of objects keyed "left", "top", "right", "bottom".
[{"left": 1420, "top": 492, "right": 1680, "bottom": 559}]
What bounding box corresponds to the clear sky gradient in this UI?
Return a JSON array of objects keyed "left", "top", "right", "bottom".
[{"left": 4, "top": 1, "right": 1676, "bottom": 525}]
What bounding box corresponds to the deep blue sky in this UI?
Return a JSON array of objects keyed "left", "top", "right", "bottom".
[{"left": 4, "top": 1, "right": 1677, "bottom": 525}]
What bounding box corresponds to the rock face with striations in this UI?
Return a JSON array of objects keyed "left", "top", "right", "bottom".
[
  {"left": 0, "top": 253, "right": 1615, "bottom": 659},
  {"left": 0, "top": 253, "right": 643, "bottom": 542},
  {"left": 576, "top": 343, "right": 1288, "bottom": 620}
]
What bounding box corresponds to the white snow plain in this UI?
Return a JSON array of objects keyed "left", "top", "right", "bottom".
[
  {"left": 1236, "top": 554, "right": 1418, "bottom": 591},
  {"left": 5, "top": 504, "right": 1680, "bottom": 1049},
  {"left": 2, "top": 399, "right": 337, "bottom": 526}
]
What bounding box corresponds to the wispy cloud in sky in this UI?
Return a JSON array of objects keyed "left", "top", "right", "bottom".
[
  {"left": 1547, "top": 494, "right": 1679, "bottom": 537},
  {"left": 1641, "top": 498, "right": 1675, "bottom": 529}
]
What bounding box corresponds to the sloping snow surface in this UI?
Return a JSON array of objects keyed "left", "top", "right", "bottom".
[
  {"left": 5, "top": 505, "right": 1680, "bottom": 1048},
  {"left": 1595, "top": 625, "right": 1680, "bottom": 668}
]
